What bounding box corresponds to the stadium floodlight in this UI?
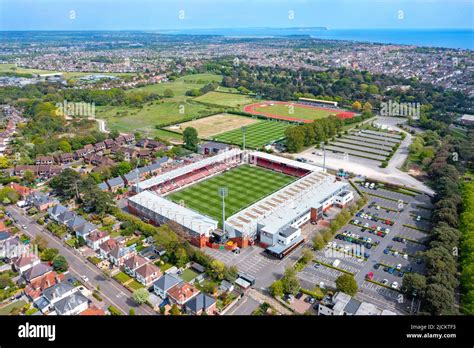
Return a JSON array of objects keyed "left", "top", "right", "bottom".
[{"left": 219, "top": 187, "right": 228, "bottom": 233}]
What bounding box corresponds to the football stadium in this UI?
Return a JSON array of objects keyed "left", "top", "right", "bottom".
[{"left": 127, "top": 148, "right": 353, "bottom": 258}]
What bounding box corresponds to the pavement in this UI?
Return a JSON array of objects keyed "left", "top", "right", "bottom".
[{"left": 6, "top": 205, "right": 154, "bottom": 315}]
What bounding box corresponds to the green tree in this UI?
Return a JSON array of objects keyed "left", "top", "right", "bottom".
[
  {"left": 402, "top": 273, "right": 427, "bottom": 298},
  {"left": 174, "top": 247, "right": 189, "bottom": 268},
  {"left": 207, "top": 259, "right": 226, "bottom": 281},
  {"left": 281, "top": 267, "right": 300, "bottom": 295},
  {"left": 132, "top": 288, "right": 149, "bottom": 305},
  {"left": 300, "top": 248, "right": 313, "bottom": 264},
  {"left": 0, "top": 156, "right": 10, "bottom": 169},
  {"left": 33, "top": 235, "right": 48, "bottom": 251},
  {"left": 183, "top": 127, "right": 199, "bottom": 151},
  {"left": 170, "top": 304, "right": 181, "bottom": 315},
  {"left": 285, "top": 126, "right": 305, "bottom": 153},
  {"left": 312, "top": 234, "right": 325, "bottom": 250},
  {"left": 52, "top": 255, "right": 69, "bottom": 273},
  {"left": 269, "top": 280, "right": 284, "bottom": 297},
  {"left": 224, "top": 265, "right": 239, "bottom": 283},
  {"left": 163, "top": 88, "right": 174, "bottom": 98},
  {"left": 41, "top": 248, "right": 59, "bottom": 262},
  {"left": 335, "top": 274, "right": 358, "bottom": 296},
  {"left": 0, "top": 187, "right": 20, "bottom": 204},
  {"left": 58, "top": 140, "right": 72, "bottom": 153},
  {"left": 24, "top": 170, "right": 35, "bottom": 184}
]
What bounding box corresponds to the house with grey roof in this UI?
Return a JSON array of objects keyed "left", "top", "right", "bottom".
[
  {"left": 106, "top": 176, "right": 125, "bottom": 192},
  {"left": 153, "top": 273, "right": 182, "bottom": 299},
  {"left": 54, "top": 292, "right": 89, "bottom": 315},
  {"left": 27, "top": 191, "right": 58, "bottom": 212},
  {"left": 98, "top": 182, "right": 109, "bottom": 191},
  {"left": 48, "top": 205, "right": 69, "bottom": 222},
  {"left": 184, "top": 293, "right": 217, "bottom": 315},
  {"left": 66, "top": 215, "right": 87, "bottom": 232},
  {"left": 74, "top": 221, "right": 97, "bottom": 240},
  {"left": 22, "top": 263, "right": 53, "bottom": 282}
]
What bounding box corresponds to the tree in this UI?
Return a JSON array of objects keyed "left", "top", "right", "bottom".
[
  {"left": 132, "top": 288, "right": 149, "bottom": 305},
  {"left": 33, "top": 235, "right": 48, "bottom": 251},
  {"left": 58, "top": 140, "right": 72, "bottom": 153},
  {"left": 0, "top": 187, "right": 20, "bottom": 204},
  {"left": 129, "top": 309, "right": 135, "bottom": 315},
  {"left": 312, "top": 234, "right": 325, "bottom": 250},
  {"left": 224, "top": 265, "right": 239, "bottom": 283},
  {"left": 170, "top": 304, "right": 181, "bottom": 315},
  {"left": 270, "top": 280, "right": 284, "bottom": 297},
  {"left": 111, "top": 162, "right": 132, "bottom": 177},
  {"left": 352, "top": 101, "right": 362, "bottom": 111},
  {"left": 0, "top": 156, "right": 10, "bottom": 169},
  {"left": 207, "top": 260, "right": 226, "bottom": 281},
  {"left": 163, "top": 88, "right": 174, "bottom": 98},
  {"left": 183, "top": 127, "right": 199, "bottom": 151},
  {"left": 285, "top": 126, "right": 305, "bottom": 153},
  {"left": 402, "top": 273, "right": 426, "bottom": 298},
  {"left": 335, "top": 274, "right": 358, "bottom": 296},
  {"left": 174, "top": 247, "right": 189, "bottom": 268},
  {"left": 24, "top": 170, "right": 35, "bottom": 184},
  {"left": 49, "top": 168, "right": 82, "bottom": 199},
  {"left": 424, "top": 283, "right": 457, "bottom": 315},
  {"left": 300, "top": 248, "right": 313, "bottom": 264},
  {"left": 41, "top": 248, "right": 59, "bottom": 262},
  {"left": 363, "top": 102, "right": 373, "bottom": 113},
  {"left": 281, "top": 267, "right": 300, "bottom": 295},
  {"left": 110, "top": 130, "right": 120, "bottom": 139},
  {"left": 52, "top": 255, "right": 68, "bottom": 273}
]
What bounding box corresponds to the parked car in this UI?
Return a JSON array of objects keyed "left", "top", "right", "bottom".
[
  {"left": 374, "top": 263, "right": 381, "bottom": 270},
  {"left": 295, "top": 292, "right": 303, "bottom": 300},
  {"left": 391, "top": 281, "right": 399, "bottom": 289},
  {"left": 382, "top": 279, "right": 389, "bottom": 285},
  {"left": 366, "top": 272, "right": 374, "bottom": 280},
  {"left": 396, "top": 264, "right": 402, "bottom": 270}
]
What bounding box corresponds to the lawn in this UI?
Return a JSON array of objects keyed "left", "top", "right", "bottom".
[
  {"left": 127, "top": 280, "right": 145, "bottom": 290},
  {"left": 168, "top": 164, "right": 296, "bottom": 225},
  {"left": 194, "top": 91, "right": 256, "bottom": 108},
  {"left": 165, "top": 113, "right": 259, "bottom": 138},
  {"left": 114, "top": 271, "right": 132, "bottom": 284},
  {"left": 0, "top": 300, "right": 27, "bottom": 315},
  {"left": 180, "top": 268, "right": 199, "bottom": 282},
  {"left": 244, "top": 101, "right": 341, "bottom": 122},
  {"left": 211, "top": 120, "right": 290, "bottom": 149},
  {"left": 96, "top": 73, "right": 224, "bottom": 136}
]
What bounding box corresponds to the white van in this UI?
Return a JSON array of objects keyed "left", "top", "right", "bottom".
[
  {"left": 332, "top": 259, "right": 341, "bottom": 268},
  {"left": 370, "top": 183, "right": 376, "bottom": 189}
]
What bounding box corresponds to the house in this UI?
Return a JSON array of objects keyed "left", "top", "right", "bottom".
[
  {"left": 74, "top": 148, "right": 90, "bottom": 159},
  {"left": 137, "top": 149, "right": 153, "bottom": 158},
  {"left": 184, "top": 293, "right": 217, "bottom": 315},
  {"left": 36, "top": 165, "right": 62, "bottom": 178},
  {"left": 54, "top": 292, "right": 89, "bottom": 315},
  {"left": 198, "top": 141, "right": 230, "bottom": 155},
  {"left": 219, "top": 280, "right": 234, "bottom": 294},
  {"left": 13, "top": 253, "right": 40, "bottom": 274},
  {"left": 317, "top": 292, "right": 397, "bottom": 316},
  {"left": 98, "top": 182, "right": 109, "bottom": 191},
  {"left": 36, "top": 156, "right": 55, "bottom": 165},
  {"left": 99, "top": 238, "right": 118, "bottom": 259},
  {"left": 40, "top": 282, "right": 77, "bottom": 312},
  {"left": 104, "top": 138, "right": 115, "bottom": 148},
  {"left": 123, "top": 171, "right": 140, "bottom": 186},
  {"left": 123, "top": 254, "right": 148, "bottom": 277},
  {"left": 74, "top": 221, "right": 97, "bottom": 240},
  {"left": 65, "top": 215, "right": 87, "bottom": 233},
  {"left": 48, "top": 205, "right": 69, "bottom": 222},
  {"left": 86, "top": 230, "right": 110, "bottom": 250},
  {"left": 79, "top": 305, "right": 105, "bottom": 316},
  {"left": 109, "top": 244, "right": 136, "bottom": 266},
  {"left": 114, "top": 135, "right": 126, "bottom": 146},
  {"left": 153, "top": 274, "right": 182, "bottom": 299},
  {"left": 56, "top": 153, "right": 74, "bottom": 164},
  {"left": 167, "top": 282, "right": 200, "bottom": 306},
  {"left": 135, "top": 263, "right": 161, "bottom": 286},
  {"left": 26, "top": 191, "right": 58, "bottom": 212},
  {"left": 123, "top": 134, "right": 135, "bottom": 143},
  {"left": 7, "top": 182, "right": 33, "bottom": 199},
  {"left": 24, "top": 271, "right": 61, "bottom": 300},
  {"left": 106, "top": 176, "right": 125, "bottom": 192},
  {"left": 84, "top": 154, "right": 115, "bottom": 167},
  {"left": 94, "top": 141, "right": 106, "bottom": 153},
  {"left": 83, "top": 144, "right": 94, "bottom": 153},
  {"left": 22, "top": 263, "right": 53, "bottom": 283}
]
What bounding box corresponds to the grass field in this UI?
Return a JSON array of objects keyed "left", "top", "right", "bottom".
[
  {"left": 212, "top": 120, "right": 290, "bottom": 148},
  {"left": 165, "top": 113, "right": 259, "bottom": 138},
  {"left": 193, "top": 91, "right": 256, "bottom": 107},
  {"left": 168, "top": 165, "right": 295, "bottom": 226},
  {"left": 244, "top": 101, "right": 343, "bottom": 122},
  {"left": 96, "top": 73, "right": 223, "bottom": 137}
]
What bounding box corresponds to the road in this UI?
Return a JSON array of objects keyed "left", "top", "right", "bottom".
[
  {"left": 88, "top": 117, "right": 109, "bottom": 133},
  {"left": 7, "top": 205, "right": 154, "bottom": 315}
]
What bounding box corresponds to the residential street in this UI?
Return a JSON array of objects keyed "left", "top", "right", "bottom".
[{"left": 6, "top": 205, "right": 154, "bottom": 315}]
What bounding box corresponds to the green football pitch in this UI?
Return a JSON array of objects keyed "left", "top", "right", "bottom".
[
  {"left": 211, "top": 120, "right": 290, "bottom": 149},
  {"left": 167, "top": 164, "right": 295, "bottom": 226}
]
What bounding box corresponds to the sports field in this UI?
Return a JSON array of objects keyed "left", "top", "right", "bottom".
[
  {"left": 167, "top": 164, "right": 295, "bottom": 226},
  {"left": 212, "top": 120, "right": 290, "bottom": 148},
  {"left": 194, "top": 91, "right": 256, "bottom": 108},
  {"left": 243, "top": 101, "right": 355, "bottom": 123},
  {"left": 165, "top": 113, "right": 259, "bottom": 138}
]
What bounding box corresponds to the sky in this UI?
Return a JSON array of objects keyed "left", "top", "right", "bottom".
[{"left": 0, "top": 0, "right": 472, "bottom": 31}]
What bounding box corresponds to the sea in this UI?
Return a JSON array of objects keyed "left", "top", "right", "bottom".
[{"left": 166, "top": 28, "right": 473, "bottom": 50}]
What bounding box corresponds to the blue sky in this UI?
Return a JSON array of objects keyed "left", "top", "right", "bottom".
[{"left": 0, "top": 0, "right": 472, "bottom": 30}]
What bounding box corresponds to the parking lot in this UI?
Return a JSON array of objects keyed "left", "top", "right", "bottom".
[{"left": 297, "top": 180, "right": 431, "bottom": 314}]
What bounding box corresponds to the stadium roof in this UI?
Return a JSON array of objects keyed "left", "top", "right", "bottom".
[
  {"left": 128, "top": 190, "right": 218, "bottom": 236},
  {"left": 250, "top": 151, "right": 320, "bottom": 172},
  {"left": 134, "top": 148, "right": 242, "bottom": 191},
  {"left": 226, "top": 170, "right": 347, "bottom": 237}
]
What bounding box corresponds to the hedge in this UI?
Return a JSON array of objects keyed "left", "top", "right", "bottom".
[
  {"left": 300, "top": 288, "right": 324, "bottom": 300},
  {"left": 108, "top": 306, "right": 123, "bottom": 315}
]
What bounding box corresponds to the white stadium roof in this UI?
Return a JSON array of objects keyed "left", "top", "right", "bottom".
[{"left": 128, "top": 190, "right": 218, "bottom": 236}]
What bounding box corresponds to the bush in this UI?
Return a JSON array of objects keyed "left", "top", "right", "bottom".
[{"left": 108, "top": 305, "right": 122, "bottom": 315}]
